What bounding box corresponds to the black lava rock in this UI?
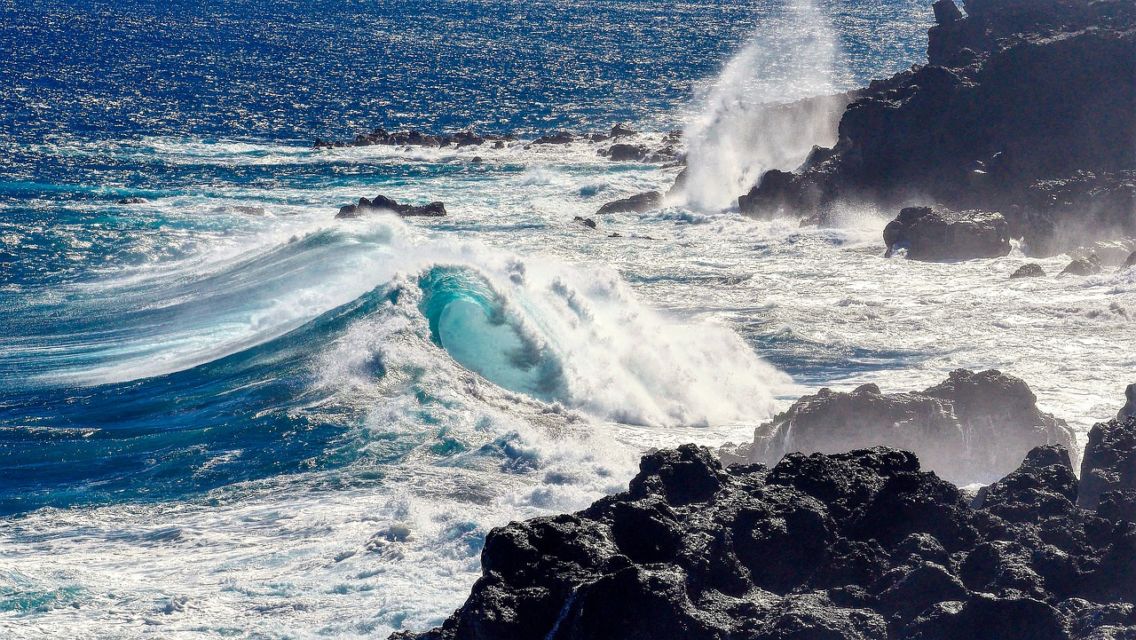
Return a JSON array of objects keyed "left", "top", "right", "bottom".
[
  {"left": 1061, "top": 254, "right": 1103, "bottom": 276},
  {"left": 336, "top": 195, "right": 446, "bottom": 219},
  {"left": 392, "top": 410, "right": 1136, "bottom": 640},
  {"left": 596, "top": 191, "right": 662, "bottom": 215},
  {"left": 883, "top": 207, "right": 1011, "bottom": 261},
  {"left": 1010, "top": 263, "right": 1046, "bottom": 278}
]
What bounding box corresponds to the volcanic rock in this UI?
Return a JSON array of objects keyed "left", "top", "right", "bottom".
[
  {"left": 394, "top": 426, "right": 1136, "bottom": 640},
  {"left": 1121, "top": 385, "right": 1136, "bottom": 421},
  {"left": 722, "top": 369, "right": 1076, "bottom": 484},
  {"left": 1061, "top": 254, "right": 1103, "bottom": 276},
  {"left": 1010, "top": 263, "right": 1046, "bottom": 278},
  {"left": 604, "top": 143, "right": 648, "bottom": 162},
  {"left": 336, "top": 195, "right": 446, "bottom": 219},
  {"left": 883, "top": 207, "right": 1012, "bottom": 261},
  {"left": 1079, "top": 416, "right": 1136, "bottom": 509},
  {"left": 733, "top": 0, "right": 1136, "bottom": 251},
  {"left": 596, "top": 191, "right": 662, "bottom": 215}
]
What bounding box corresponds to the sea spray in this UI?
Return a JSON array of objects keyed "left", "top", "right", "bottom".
[{"left": 681, "top": 0, "right": 849, "bottom": 211}]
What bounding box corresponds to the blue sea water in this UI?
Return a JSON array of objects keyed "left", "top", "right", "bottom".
[{"left": 3, "top": 1, "right": 1134, "bottom": 637}]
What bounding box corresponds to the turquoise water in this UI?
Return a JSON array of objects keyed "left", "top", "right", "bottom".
[{"left": 7, "top": 1, "right": 1133, "bottom": 638}]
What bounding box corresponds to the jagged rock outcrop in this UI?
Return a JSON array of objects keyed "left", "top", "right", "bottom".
[
  {"left": 737, "top": 0, "right": 1136, "bottom": 254},
  {"left": 722, "top": 369, "right": 1076, "bottom": 484},
  {"left": 1010, "top": 263, "right": 1046, "bottom": 278},
  {"left": 1121, "top": 385, "right": 1136, "bottom": 421},
  {"left": 883, "top": 207, "right": 1011, "bottom": 261},
  {"left": 1079, "top": 415, "right": 1136, "bottom": 509},
  {"left": 394, "top": 433, "right": 1136, "bottom": 640},
  {"left": 1061, "top": 254, "right": 1103, "bottom": 276},
  {"left": 596, "top": 191, "right": 663, "bottom": 215},
  {"left": 336, "top": 195, "right": 446, "bottom": 219}
]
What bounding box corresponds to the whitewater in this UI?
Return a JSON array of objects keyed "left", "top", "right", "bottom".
[{"left": 2, "top": 1, "right": 1135, "bottom": 639}]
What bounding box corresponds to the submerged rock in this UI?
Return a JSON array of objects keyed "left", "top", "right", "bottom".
[
  {"left": 1060, "top": 254, "right": 1103, "bottom": 276},
  {"left": 336, "top": 195, "right": 446, "bottom": 219},
  {"left": 883, "top": 207, "right": 1011, "bottom": 261},
  {"left": 1010, "top": 263, "right": 1046, "bottom": 279},
  {"left": 116, "top": 197, "right": 147, "bottom": 205},
  {"left": 722, "top": 369, "right": 1076, "bottom": 484},
  {"left": 394, "top": 426, "right": 1136, "bottom": 640},
  {"left": 596, "top": 191, "right": 662, "bottom": 215},
  {"left": 572, "top": 216, "right": 597, "bottom": 229}
]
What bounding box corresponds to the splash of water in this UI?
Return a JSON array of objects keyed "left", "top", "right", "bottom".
[{"left": 681, "top": 0, "right": 848, "bottom": 211}]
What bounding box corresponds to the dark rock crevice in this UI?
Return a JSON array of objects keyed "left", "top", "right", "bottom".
[{"left": 393, "top": 415, "right": 1136, "bottom": 640}]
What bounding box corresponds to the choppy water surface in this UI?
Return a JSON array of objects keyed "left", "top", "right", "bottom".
[{"left": 2, "top": 1, "right": 1134, "bottom": 638}]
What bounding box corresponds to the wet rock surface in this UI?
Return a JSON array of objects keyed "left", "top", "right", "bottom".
[
  {"left": 736, "top": 0, "right": 1136, "bottom": 253},
  {"left": 883, "top": 207, "right": 1011, "bottom": 261},
  {"left": 394, "top": 420, "right": 1136, "bottom": 640},
  {"left": 723, "top": 369, "right": 1076, "bottom": 485},
  {"left": 1010, "top": 263, "right": 1046, "bottom": 278},
  {"left": 1061, "top": 254, "right": 1103, "bottom": 276},
  {"left": 335, "top": 195, "right": 446, "bottom": 219},
  {"left": 596, "top": 191, "right": 663, "bottom": 215}
]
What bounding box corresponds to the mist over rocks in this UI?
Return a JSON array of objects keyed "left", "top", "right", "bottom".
[
  {"left": 721, "top": 369, "right": 1076, "bottom": 485},
  {"left": 882, "top": 206, "right": 1011, "bottom": 261},
  {"left": 393, "top": 427, "right": 1136, "bottom": 640},
  {"left": 736, "top": 0, "right": 1136, "bottom": 256},
  {"left": 596, "top": 191, "right": 663, "bottom": 215}
]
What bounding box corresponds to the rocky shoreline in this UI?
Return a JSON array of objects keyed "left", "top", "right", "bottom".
[
  {"left": 395, "top": 401, "right": 1136, "bottom": 640},
  {"left": 733, "top": 0, "right": 1134, "bottom": 259}
]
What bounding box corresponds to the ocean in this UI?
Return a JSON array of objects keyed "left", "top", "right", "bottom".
[{"left": 2, "top": 0, "right": 1134, "bottom": 637}]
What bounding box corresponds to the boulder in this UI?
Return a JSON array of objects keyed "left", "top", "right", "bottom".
[
  {"left": 336, "top": 195, "right": 446, "bottom": 219},
  {"left": 1061, "top": 254, "right": 1103, "bottom": 276},
  {"left": 533, "top": 132, "right": 575, "bottom": 145},
  {"left": 116, "top": 197, "right": 147, "bottom": 205},
  {"left": 572, "top": 216, "right": 597, "bottom": 229},
  {"left": 1010, "top": 263, "right": 1046, "bottom": 278},
  {"left": 596, "top": 191, "right": 662, "bottom": 215},
  {"left": 723, "top": 369, "right": 1077, "bottom": 484},
  {"left": 883, "top": 207, "right": 1011, "bottom": 261},
  {"left": 605, "top": 143, "right": 648, "bottom": 162}
]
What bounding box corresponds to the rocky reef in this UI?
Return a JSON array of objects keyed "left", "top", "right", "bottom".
[
  {"left": 722, "top": 369, "right": 1076, "bottom": 485},
  {"left": 315, "top": 125, "right": 683, "bottom": 164},
  {"left": 395, "top": 412, "right": 1136, "bottom": 640},
  {"left": 335, "top": 195, "right": 446, "bottom": 219},
  {"left": 737, "top": 0, "right": 1135, "bottom": 256}
]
